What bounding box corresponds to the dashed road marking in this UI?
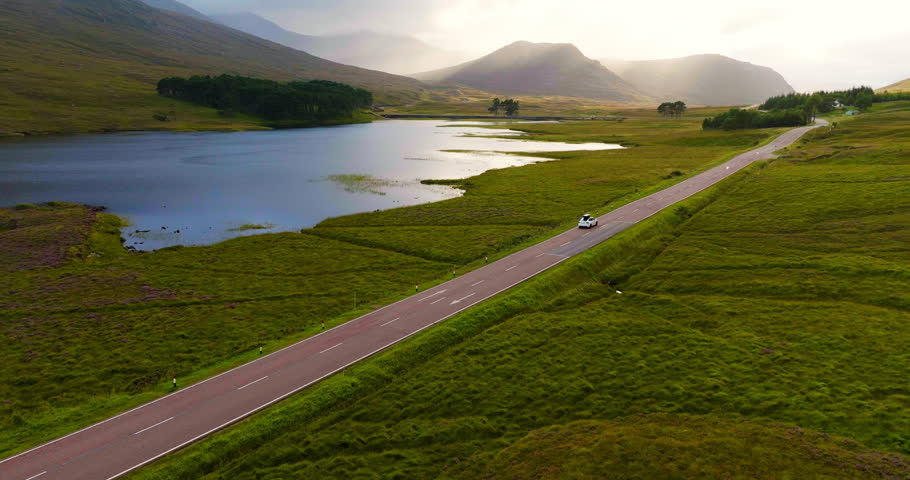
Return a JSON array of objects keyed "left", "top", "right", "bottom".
[
  {"left": 535, "top": 253, "right": 546, "bottom": 258},
  {"left": 319, "top": 343, "right": 343, "bottom": 354},
  {"left": 237, "top": 377, "right": 269, "bottom": 391},
  {"left": 417, "top": 289, "right": 447, "bottom": 302},
  {"left": 560, "top": 241, "right": 571, "bottom": 247},
  {"left": 506, "top": 265, "right": 517, "bottom": 271},
  {"left": 381, "top": 317, "right": 400, "bottom": 326},
  {"left": 430, "top": 297, "right": 446, "bottom": 305},
  {"left": 471, "top": 280, "right": 485, "bottom": 287},
  {"left": 133, "top": 417, "right": 174, "bottom": 436},
  {"left": 25, "top": 472, "right": 47, "bottom": 480},
  {"left": 451, "top": 293, "right": 476, "bottom": 305}
]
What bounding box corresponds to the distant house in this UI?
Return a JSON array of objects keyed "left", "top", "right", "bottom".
[
  {"left": 832, "top": 100, "right": 843, "bottom": 108},
  {"left": 845, "top": 110, "right": 860, "bottom": 116}
]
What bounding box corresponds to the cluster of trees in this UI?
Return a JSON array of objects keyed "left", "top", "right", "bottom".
[
  {"left": 156, "top": 75, "right": 373, "bottom": 124},
  {"left": 488, "top": 98, "right": 520, "bottom": 116},
  {"left": 657, "top": 101, "right": 687, "bottom": 118},
  {"left": 761, "top": 87, "right": 874, "bottom": 112},
  {"left": 761, "top": 86, "right": 910, "bottom": 118},
  {"left": 703, "top": 108, "right": 808, "bottom": 130},
  {"left": 874, "top": 91, "right": 910, "bottom": 103}
]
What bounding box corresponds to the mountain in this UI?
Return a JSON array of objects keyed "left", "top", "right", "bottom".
[
  {"left": 877, "top": 78, "right": 910, "bottom": 93},
  {"left": 211, "top": 12, "right": 464, "bottom": 75},
  {"left": 138, "top": 0, "right": 208, "bottom": 21},
  {"left": 413, "top": 41, "right": 648, "bottom": 102},
  {"left": 601, "top": 54, "right": 794, "bottom": 106},
  {"left": 0, "top": 0, "right": 426, "bottom": 133}
]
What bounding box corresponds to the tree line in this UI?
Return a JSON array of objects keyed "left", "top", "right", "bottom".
[
  {"left": 761, "top": 86, "right": 910, "bottom": 119},
  {"left": 703, "top": 108, "right": 808, "bottom": 130},
  {"left": 156, "top": 75, "right": 373, "bottom": 124},
  {"left": 488, "top": 98, "right": 520, "bottom": 116},
  {"left": 657, "top": 101, "right": 687, "bottom": 118}
]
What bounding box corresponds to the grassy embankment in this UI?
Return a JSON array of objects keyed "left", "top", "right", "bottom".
[
  {"left": 129, "top": 102, "right": 910, "bottom": 479},
  {"left": 0, "top": 109, "right": 775, "bottom": 457}
]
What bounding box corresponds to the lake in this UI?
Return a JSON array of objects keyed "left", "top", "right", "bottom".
[{"left": 0, "top": 120, "right": 622, "bottom": 250}]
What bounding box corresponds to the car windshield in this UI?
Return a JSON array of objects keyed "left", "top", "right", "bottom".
[{"left": 581, "top": 215, "right": 590, "bottom": 220}]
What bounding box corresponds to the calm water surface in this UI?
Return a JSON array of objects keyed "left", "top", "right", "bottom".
[{"left": 0, "top": 120, "right": 621, "bottom": 249}]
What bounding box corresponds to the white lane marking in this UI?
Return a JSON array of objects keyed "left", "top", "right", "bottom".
[
  {"left": 471, "top": 280, "right": 485, "bottom": 287},
  {"left": 506, "top": 265, "right": 517, "bottom": 271},
  {"left": 582, "top": 232, "right": 591, "bottom": 237},
  {"left": 381, "top": 317, "right": 400, "bottom": 327},
  {"left": 319, "top": 343, "right": 343, "bottom": 354},
  {"left": 560, "top": 241, "right": 571, "bottom": 247},
  {"left": 103, "top": 258, "right": 571, "bottom": 480},
  {"left": 417, "top": 289, "right": 447, "bottom": 302},
  {"left": 450, "top": 293, "right": 477, "bottom": 305},
  {"left": 25, "top": 472, "right": 47, "bottom": 480},
  {"left": 632, "top": 209, "right": 639, "bottom": 213},
  {"left": 430, "top": 297, "right": 446, "bottom": 305},
  {"left": 535, "top": 253, "right": 546, "bottom": 258},
  {"left": 237, "top": 376, "right": 269, "bottom": 391},
  {"left": 132, "top": 417, "right": 174, "bottom": 436}
]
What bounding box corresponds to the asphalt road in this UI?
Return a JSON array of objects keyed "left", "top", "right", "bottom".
[{"left": 0, "top": 120, "right": 825, "bottom": 480}]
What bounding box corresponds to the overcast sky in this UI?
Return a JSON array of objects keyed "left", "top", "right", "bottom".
[{"left": 183, "top": 0, "right": 910, "bottom": 91}]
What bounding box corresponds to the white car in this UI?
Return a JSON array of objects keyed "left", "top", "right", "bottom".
[{"left": 578, "top": 214, "right": 598, "bottom": 228}]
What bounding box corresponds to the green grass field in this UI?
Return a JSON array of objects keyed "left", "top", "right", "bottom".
[
  {"left": 124, "top": 102, "right": 910, "bottom": 479},
  {"left": 0, "top": 109, "right": 780, "bottom": 458}
]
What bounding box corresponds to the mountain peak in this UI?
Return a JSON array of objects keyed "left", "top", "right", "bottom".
[{"left": 414, "top": 41, "right": 648, "bottom": 102}]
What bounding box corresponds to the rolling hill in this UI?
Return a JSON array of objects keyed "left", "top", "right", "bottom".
[
  {"left": 877, "top": 78, "right": 910, "bottom": 93},
  {"left": 0, "top": 0, "right": 426, "bottom": 134},
  {"left": 602, "top": 54, "right": 794, "bottom": 106},
  {"left": 211, "top": 12, "right": 465, "bottom": 76},
  {"left": 413, "top": 41, "right": 649, "bottom": 102}
]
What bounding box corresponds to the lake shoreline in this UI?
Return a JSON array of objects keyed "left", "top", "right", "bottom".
[
  {"left": 1, "top": 121, "right": 622, "bottom": 250},
  {"left": 0, "top": 113, "right": 378, "bottom": 140}
]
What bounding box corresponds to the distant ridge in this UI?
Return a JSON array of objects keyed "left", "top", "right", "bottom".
[
  {"left": 602, "top": 54, "right": 794, "bottom": 106},
  {"left": 877, "top": 78, "right": 910, "bottom": 93},
  {"left": 211, "top": 12, "right": 465, "bottom": 75},
  {"left": 413, "top": 41, "right": 649, "bottom": 102},
  {"left": 138, "top": 0, "right": 208, "bottom": 21}
]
